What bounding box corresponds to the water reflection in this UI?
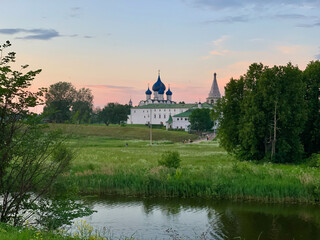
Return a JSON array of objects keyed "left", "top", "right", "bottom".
[{"left": 77, "top": 196, "right": 320, "bottom": 240}]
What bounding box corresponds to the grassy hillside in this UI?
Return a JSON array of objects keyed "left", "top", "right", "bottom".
[{"left": 47, "top": 123, "right": 198, "bottom": 142}]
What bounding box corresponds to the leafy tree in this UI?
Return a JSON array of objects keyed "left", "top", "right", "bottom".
[
  {"left": 301, "top": 61, "right": 320, "bottom": 156},
  {"left": 43, "top": 82, "right": 76, "bottom": 123},
  {"left": 189, "top": 108, "right": 213, "bottom": 134},
  {"left": 43, "top": 83, "right": 94, "bottom": 123},
  {"left": 216, "top": 62, "right": 306, "bottom": 163},
  {"left": 71, "top": 88, "right": 94, "bottom": 123},
  {"left": 214, "top": 77, "right": 244, "bottom": 152},
  {"left": 0, "top": 41, "right": 92, "bottom": 228},
  {"left": 100, "top": 103, "right": 130, "bottom": 125},
  {"left": 90, "top": 107, "right": 103, "bottom": 124}
]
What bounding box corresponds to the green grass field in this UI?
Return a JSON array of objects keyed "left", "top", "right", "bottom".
[{"left": 50, "top": 124, "right": 320, "bottom": 203}]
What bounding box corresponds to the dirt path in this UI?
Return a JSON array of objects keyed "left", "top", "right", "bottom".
[{"left": 191, "top": 133, "right": 216, "bottom": 143}]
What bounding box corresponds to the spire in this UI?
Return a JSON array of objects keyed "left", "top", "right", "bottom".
[{"left": 208, "top": 72, "right": 221, "bottom": 99}]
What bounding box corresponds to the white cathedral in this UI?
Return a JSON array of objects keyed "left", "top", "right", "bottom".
[{"left": 127, "top": 72, "right": 221, "bottom": 131}]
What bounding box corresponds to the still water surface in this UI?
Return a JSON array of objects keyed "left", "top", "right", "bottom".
[{"left": 75, "top": 196, "right": 320, "bottom": 240}]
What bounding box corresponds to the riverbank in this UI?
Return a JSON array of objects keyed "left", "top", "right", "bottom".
[{"left": 61, "top": 134, "right": 320, "bottom": 203}]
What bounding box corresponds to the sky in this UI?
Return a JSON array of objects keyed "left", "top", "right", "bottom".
[{"left": 1, "top": 0, "right": 320, "bottom": 109}]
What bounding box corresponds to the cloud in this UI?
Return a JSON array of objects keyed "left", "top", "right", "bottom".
[
  {"left": 213, "top": 35, "right": 229, "bottom": 47},
  {"left": 204, "top": 15, "right": 250, "bottom": 24},
  {"left": 85, "top": 85, "right": 134, "bottom": 90},
  {"left": 186, "top": 0, "right": 320, "bottom": 10},
  {"left": 210, "top": 50, "right": 230, "bottom": 56},
  {"left": 297, "top": 21, "right": 320, "bottom": 27},
  {"left": 202, "top": 36, "right": 231, "bottom": 59},
  {"left": 275, "top": 14, "right": 309, "bottom": 19},
  {"left": 316, "top": 53, "right": 320, "bottom": 60},
  {"left": 276, "top": 45, "right": 304, "bottom": 54},
  {"left": 0, "top": 28, "right": 94, "bottom": 40},
  {"left": 0, "top": 28, "right": 60, "bottom": 40},
  {"left": 69, "top": 7, "right": 82, "bottom": 18}
]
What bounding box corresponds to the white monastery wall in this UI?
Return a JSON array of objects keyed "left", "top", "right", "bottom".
[
  {"left": 128, "top": 108, "right": 188, "bottom": 125},
  {"left": 172, "top": 117, "right": 190, "bottom": 131}
]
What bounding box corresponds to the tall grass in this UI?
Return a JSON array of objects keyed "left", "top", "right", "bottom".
[{"left": 60, "top": 135, "right": 320, "bottom": 203}]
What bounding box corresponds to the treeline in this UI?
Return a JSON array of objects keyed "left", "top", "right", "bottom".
[
  {"left": 215, "top": 61, "right": 320, "bottom": 163},
  {"left": 42, "top": 82, "right": 131, "bottom": 125}
]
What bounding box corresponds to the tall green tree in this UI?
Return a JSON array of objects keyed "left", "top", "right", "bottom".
[
  {"left": 189, "top": 108, "right": 213, "bottom": 134},
  {"left": 43, "top": 82, "right": 76, "bottom": 123},
  {"left": 0, "top": 41, "right": 92, "bottom": 228},
  {"left": 216, "top": 62, "right": 306, "bottom": 163},
  {"left": 214, "top": 77, "right": 244, "bottom": 152},
  {"left": 301, "top": 61, "right": 320, "bottom": 156},
  {"left": 100, "top": 103, "right": 130, "bottom": 125},
  {"left": 43, "top": 83, "right": 93, "bottom": 123},
  {"left": 71, "top": 88, "right": 94, "bottom": 123}
]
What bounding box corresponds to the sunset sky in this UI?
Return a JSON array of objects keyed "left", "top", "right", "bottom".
[{"left": 1, "top": 0, "right": 319, "bottom": 109}]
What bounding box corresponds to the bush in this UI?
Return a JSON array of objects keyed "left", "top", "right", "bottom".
[
  {"left": 307, "top": 153, "right": 320, "bottom": 168},
  {"left": 158, "top": 151, "right": 181, "bottom": 169}
]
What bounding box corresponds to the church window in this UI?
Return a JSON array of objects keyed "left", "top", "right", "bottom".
[
  {"left": 143, "top": 110, "right": 144, "bottom": 113},
  {"left": 154, "top": 114, "right": 156, "bottom": 118},
  {"left": 177, "top": 118, "right": 179, "bottom": 120},
  {"left": 159, "top": 109, "right": 161, "bottom": 112},
  {"left": 144, "top": 116, "right": 145, "bottom": 118},
  {"left": 159, "top": 114, "right": 161, "bottom": 118},
  {"left": 134, "top": 110, "right": 136, "bottom": 113},
  {"left": 185, "top": 118, "right": 187, "bottom": 120},
  {"left": 164, "top": 115, "right": 166, "bottom": 118}
]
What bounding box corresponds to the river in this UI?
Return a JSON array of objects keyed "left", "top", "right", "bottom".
[{"left": 73, "top": 196, "right": 320, "bottom": 240}]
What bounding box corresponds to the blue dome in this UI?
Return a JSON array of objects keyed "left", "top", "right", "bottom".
[
  {"left": 166, "top": 88, "right": 172, "bottom": 95},
  {"left": 158, "top": 88, "right": 164, "bottom": 94},
  {"left": 152, "top": 75, "right": 166, "bottom": 92},
  {"left": 145, "top": 87, "right": 152, "bottom": 95}
]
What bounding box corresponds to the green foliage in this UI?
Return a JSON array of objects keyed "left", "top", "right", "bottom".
[
  {"left": 158, "top": 151, "right": 181, "bottom": 169},
  {"left": 43, "top": 82, "right": 93, "bottom": 124},
  {"left": 214, "top": 77, "right": 244, "bottom": 152},
  {"left": 43, "top": 82, "right": 77, "bottom": 123},
  {"left": 0, "top": 42, "right": 92, "bottom": 229},
  {"left": 34, "top": 197, "right": 94, "bottom": 230},
  {"left": 99, "top": 103, "right": 131, "bottom": 125},
  {"left": 301, "top": 60, "right": 320, "bottom": 156},
  {"left": 216, "top": 62, "right": 307, "bottom": 163},
  {"left": 189, "top": 108, "right": 213, "bottom": 134},
  {"left": 307, "top": 154, "right": 320, "bottom": 168}
]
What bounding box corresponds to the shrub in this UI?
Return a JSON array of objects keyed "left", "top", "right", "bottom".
[
  {"left": 158, "top": 151, "right": 181, "bottom": 169},
  {"left": 307, "top": 153, "right": 320, "bottom": 168}
]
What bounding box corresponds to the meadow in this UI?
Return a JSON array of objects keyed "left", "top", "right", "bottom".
[{"left": 53, "top": 124, "right": 320, "bottom": 203}]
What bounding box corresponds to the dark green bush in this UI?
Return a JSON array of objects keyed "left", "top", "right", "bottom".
[
  {"left": 158, "top": 151, "right": 181, "bottom": 169},
  {"left": 307, "top": 153, "right": 320, "bottom": 168}
]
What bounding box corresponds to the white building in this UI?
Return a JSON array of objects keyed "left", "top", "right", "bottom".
[{"left": 127, "top": 72, "right": 221, "bottom": 131}]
